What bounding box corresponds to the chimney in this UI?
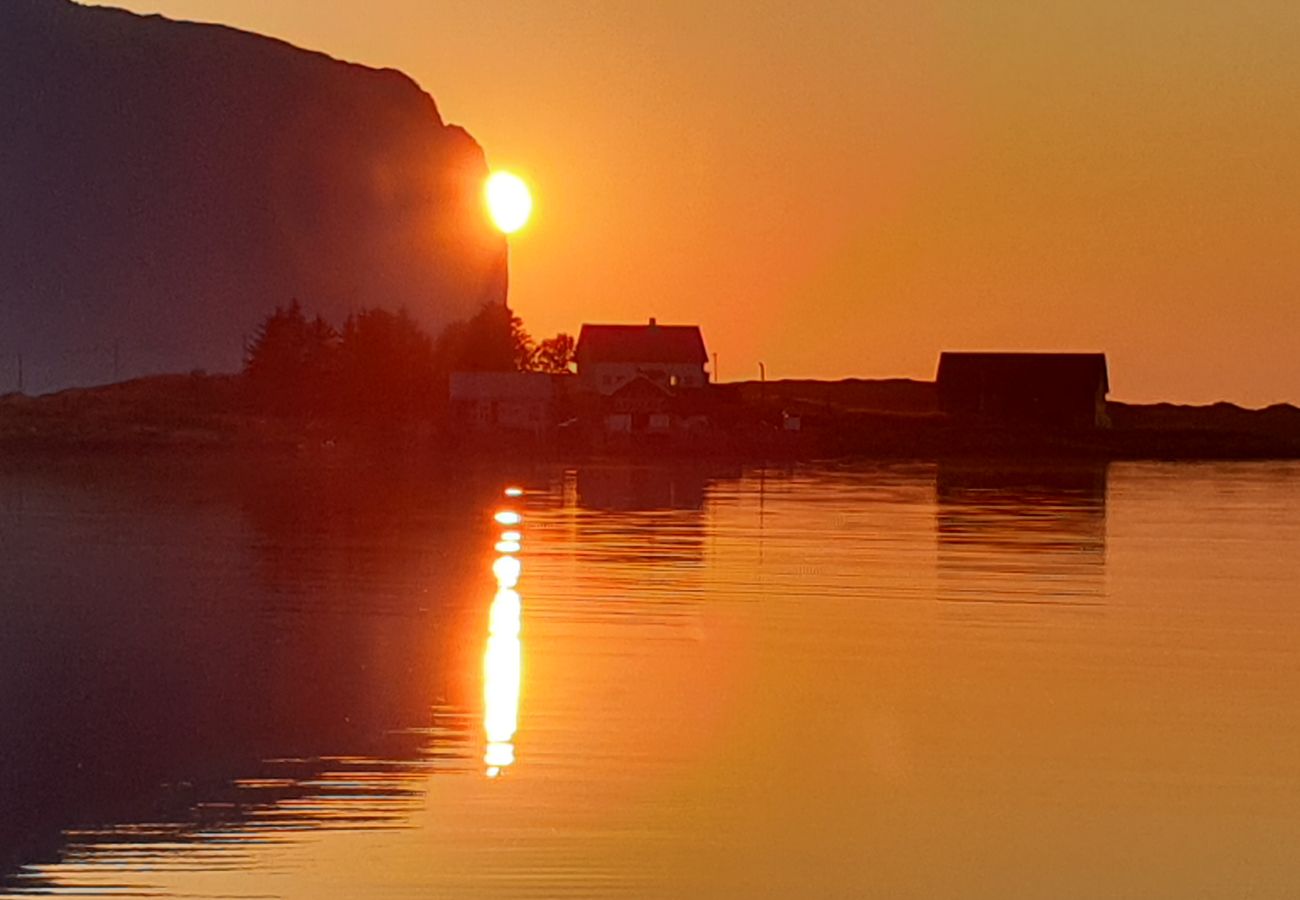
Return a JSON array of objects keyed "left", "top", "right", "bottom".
[{"left": 648, "top": 317, "right": 657, "bottom": 327}]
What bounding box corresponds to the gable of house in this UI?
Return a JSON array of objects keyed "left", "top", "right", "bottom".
[{"left": 607, "top": 373, "right": 674, "bottom": 413}]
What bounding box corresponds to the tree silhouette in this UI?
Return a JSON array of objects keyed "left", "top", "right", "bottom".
[
  {"left": 509, "top": 311, "right": 535, "bottom": 372},
  {"left": 244, "top": 300, "right": 338, "bottom": 416},
  {"left": 531, "top": 333, "right": 576, "bottom": 374},
  {"left": 243, "top": 299, "right": 555, "bottom": 427},
  {"left": 432, "top": 303, "right": 527, "bottom": 374},
  {"left": 337, "top": 308, "right": 435, "bottom": 424}
]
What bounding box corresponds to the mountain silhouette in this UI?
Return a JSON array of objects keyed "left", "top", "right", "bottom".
[{"left": 1, "top": 0, "right": 505, "bottom": 393}]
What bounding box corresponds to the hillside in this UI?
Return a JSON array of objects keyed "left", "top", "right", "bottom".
[{"left": 0, "top": 0, "right": 504, "bottom": 394}]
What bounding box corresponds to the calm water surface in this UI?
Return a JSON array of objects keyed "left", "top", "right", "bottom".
[{"left": 2, "top": 458, "right": 1299, "bottom": 898}]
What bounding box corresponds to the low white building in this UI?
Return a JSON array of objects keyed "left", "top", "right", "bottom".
[
  {"left": 449, "top": 371, "right": 557, "bottom": 434},
  {"left": 574, "top": 319, "right": 708, "bottom": 396}
]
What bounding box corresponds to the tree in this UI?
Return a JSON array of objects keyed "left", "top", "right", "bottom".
[
  {"left": 336, "top": 307, "right": 435, "bottom": 423},
  {"left": 245, "top": 300, "right": 307, "bottom": 380},
  {"left": 244, "top": 300, "right": 338, "bottom": 415},
  {"left": 242, "top": 299, "right": 561, "bottom": 428},
  {"left": 510, "top": 311, "right": 535, "bottom": 372},
  {"left": 531, "top": 333, "right": 576, "bottom": 374},
  {"left": 432, "top": 302, "right": 528, "bottom": 374}
]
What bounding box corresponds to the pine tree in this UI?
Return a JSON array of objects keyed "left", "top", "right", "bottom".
[{"left": 245, "top": 301, "right": 339, "bottom": 416}]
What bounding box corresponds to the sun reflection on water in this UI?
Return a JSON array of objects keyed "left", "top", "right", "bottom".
[
  {"left": 492, "top": 555, "right": 521, "bottom": 589},
  {"left": 484, "top": 494, "right": 524, "bottom": 778}
]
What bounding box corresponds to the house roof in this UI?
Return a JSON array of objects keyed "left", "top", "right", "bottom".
[
  {"left": 936, "top": 352, "right": 1109, "bottom": 394},
  {"left": 576, "top": 321, "right": 707, "bottom": 365}
]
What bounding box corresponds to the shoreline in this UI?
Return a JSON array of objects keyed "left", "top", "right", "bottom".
[
  {"left": 2, "top": 431, "right": 1297, "bottom": 464},
  {"left": 3, "top": 373, "right": 1299, "bottom": 464}
]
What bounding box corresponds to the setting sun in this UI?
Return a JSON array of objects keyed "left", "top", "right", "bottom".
[{"left": 485, "top": 171, "right": 532, "bottom": 234}]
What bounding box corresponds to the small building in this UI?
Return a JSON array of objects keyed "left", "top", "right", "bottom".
[
  {"left": 936, "top": 352, "right": 1110, "bottom": 428},
  {"left": 603, "top": 374, "right": 675, "bottom": 435},
  {"left": 575, "top": 318, "right": 709, "bottom": 396},
  {"left": 449, "top": 371, "right": 559, "bottom": 435}
]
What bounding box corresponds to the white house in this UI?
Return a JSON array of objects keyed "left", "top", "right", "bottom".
[
  {"left": 449, "top": 371, "right": 558, "bottom": 434},
  {"left": 574, "top": 318, "right": 709, "bottom": 396}
]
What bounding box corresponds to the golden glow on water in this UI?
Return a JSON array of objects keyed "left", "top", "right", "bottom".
[
  {"left": 484, "top": 497, "right": 524, "bottom": 779},
  {"left": 483, "top": 595, "right": 521, "bottom": 777}
]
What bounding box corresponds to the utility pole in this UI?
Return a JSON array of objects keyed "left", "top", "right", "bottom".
[{"left": 712, "top": 351, "right": 719, "bottom": 383}]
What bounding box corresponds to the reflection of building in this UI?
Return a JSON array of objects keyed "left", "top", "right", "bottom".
[
  {"left": 544, "top": 468, "right": 718, "bottom": 622},
  {"left": 576, "top": 465, "right": 708, "bottom": 511},
  {"left": 575, "top": 319, "right": 708, "bottom": 395},
  {"left": 935, "top": 462, "right": 1108, "bottom": 608},
  {"left": 936, "top": 352, "right": 1110, "bottom": 428},
  {"left": 449, "top": 371, "right": 561, "bottom": 435},
  {"left": 557, "top": 466, "right": 720, "bottom": 572}
]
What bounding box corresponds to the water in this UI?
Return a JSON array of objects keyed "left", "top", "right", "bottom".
[{"left": 2, "top": 457, "right": 1299, "bottom": 898}]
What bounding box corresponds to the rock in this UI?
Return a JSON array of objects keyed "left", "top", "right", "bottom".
[{"left": 0, "top": 0, "right": 505, "bottom": 393}]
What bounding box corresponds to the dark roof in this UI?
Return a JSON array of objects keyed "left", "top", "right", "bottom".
[
  {"left": 576, "top": 322, "right": 707, "bottom": 365},
  {"left": 937, "top": 353, "right": 1109, "bottom": 394}
]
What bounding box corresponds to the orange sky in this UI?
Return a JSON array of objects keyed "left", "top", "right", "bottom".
[{"left": 94, "top": 1, "right": 1300, "bottom": 405}]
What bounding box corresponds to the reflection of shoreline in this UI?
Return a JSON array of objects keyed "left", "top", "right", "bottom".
[
  {"left": 485, "top": 492, "right": 525, "bottom": 778},
  {"left": 0, "top": 459, "right": 500, "bottom": 889},
  {"left": 6, "top": 381, "right": 1300, "bottom": 462},
  {"left": 5, "top": 747, "right": 450, "bottom": 895}
]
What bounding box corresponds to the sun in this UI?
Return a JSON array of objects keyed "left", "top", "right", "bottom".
[{"left": 485, "top": 171, "right": 532, "bottom": 235}]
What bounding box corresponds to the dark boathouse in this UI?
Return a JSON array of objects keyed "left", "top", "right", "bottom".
[{"left": 936, "top": 352, "right": 1110, "bottom": 429}]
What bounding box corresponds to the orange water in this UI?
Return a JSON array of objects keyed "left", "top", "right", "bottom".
[{"left": 3, "top": 460, "right": 1299, "bottom": 898}]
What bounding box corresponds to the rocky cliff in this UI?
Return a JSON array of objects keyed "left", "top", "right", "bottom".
[{"left": 1, "top": 0, "right": 505, "bottom": 392}]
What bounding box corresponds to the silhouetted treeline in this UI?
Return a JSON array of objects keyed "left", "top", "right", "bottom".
[{"left": 243, "top": 301, "right": 574, "bottom": 424}]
